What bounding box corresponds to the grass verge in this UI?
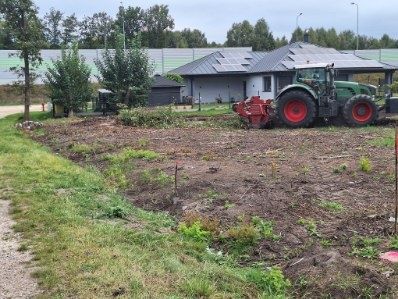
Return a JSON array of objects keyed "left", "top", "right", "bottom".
[{"left": 0, "top": 112, "right": 289, "bottom": 298}]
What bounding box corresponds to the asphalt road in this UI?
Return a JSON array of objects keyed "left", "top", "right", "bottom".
[{"left": 0, "top": 105, "right": 43, "bottom": 119}]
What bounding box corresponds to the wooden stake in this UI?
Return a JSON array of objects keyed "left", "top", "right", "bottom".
[
  {"left": 395, "top": 124, "right": 398, "bottom": 234},
  {"left": 174, "top": 161, "right": 178, "bottom": 195}
]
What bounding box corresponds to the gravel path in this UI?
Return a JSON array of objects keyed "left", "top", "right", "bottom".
[
  {"left": 0, "top": 200, "right": 40, "bottom": 298},
  {"left": 0, "top": 105, "right": 42, "bottom": 119}
]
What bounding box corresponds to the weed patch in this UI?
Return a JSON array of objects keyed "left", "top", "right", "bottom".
[
  {"left": 298, "top": 218, "right": 320, "bottom": 238},
  {"left": 319, "top": 200, "right": 344, "bottom": 213},
  {"left": 350, "top": 236, "right": 380, "bottom": 259},
  {"left": 138, "top": 168, "right": 173, "bottom": 188},
  {"left": 359, "top": 157, "right": 372, "bottom": 173}
]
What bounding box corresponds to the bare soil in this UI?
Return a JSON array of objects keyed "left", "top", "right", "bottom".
[{"left": 33, "top": 117, "right": 398, "bottom": 298}]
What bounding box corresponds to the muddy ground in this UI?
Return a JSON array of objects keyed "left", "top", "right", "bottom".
[{"left": 33, "top": 117, "right": 398, "bottom": 298}]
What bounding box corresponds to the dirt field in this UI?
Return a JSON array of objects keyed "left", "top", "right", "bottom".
[{"left": 33, "top": 117, "right": 398, "bottom": 298}]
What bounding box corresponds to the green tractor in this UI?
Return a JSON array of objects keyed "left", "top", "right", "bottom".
[{"left": 275, "top": 63, "right": 382, "bottom": 127}]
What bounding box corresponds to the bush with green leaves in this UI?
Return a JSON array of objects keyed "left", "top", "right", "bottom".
[
  {"left": 165, "top": 73, "right": 184, "bottom": 84},
  {"left": 119, "top": 106, "right": 183, "bottom": 128},
  {"left": 95, "top": 35, "right": 153, "bottom": 108},
  {"left": 44, "top": 43, "right": 93, "bottom": 116}
]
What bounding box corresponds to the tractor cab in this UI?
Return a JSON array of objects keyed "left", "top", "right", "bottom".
[{"left": 294, "top": 63, "right": 335, "bottom": 97}]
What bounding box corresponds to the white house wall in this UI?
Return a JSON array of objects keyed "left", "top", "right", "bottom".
[
  {"left": 182, "top": 74, "right": 277, "bottom": 103},
  {"left": 246, "top": 75, "right": 275, "bottom": 99},
  {"left": 190, "top": 77, "right": 247, "bottom": 103}
]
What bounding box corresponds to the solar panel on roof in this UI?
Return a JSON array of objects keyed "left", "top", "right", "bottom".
[
  {"left": 213, "top": 64, "right": 247, "bottom": 72},
  {"left": 216, "top": 57, "right": 250, "bottom": 65},
  {"left": 220, "top": 52, "right": 252, "bottom": 59}
]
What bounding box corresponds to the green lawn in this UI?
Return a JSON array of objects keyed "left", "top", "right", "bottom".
[{"left": 0, "top": 112, "right": 289, "bottom": 298}]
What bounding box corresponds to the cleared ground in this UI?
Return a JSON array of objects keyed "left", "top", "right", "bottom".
[{"left": 33, "top": 116, "right": 398, "bottom": 298}]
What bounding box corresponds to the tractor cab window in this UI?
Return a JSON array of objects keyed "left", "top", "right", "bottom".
[{"left": 296, "top": 68, "right": 326, "bottom": 83}]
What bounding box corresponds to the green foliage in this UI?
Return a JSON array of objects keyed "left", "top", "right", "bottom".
[
  {"left": 105, "top": 148, "right": 160, "bottom": 164},
  {"left": 359, "top": 157, "right": 372, "bottom": 173},
  {"left": 351, "top": 236, "right": 380, "bottom": 259},
  {"left": 368, "top": 134, "right": 395, "bottom": 148},
  {"left": 95, "top": 35, "right": 153, "bottom": 108},
  {"left": 389, "top": 236, "right": 398, "bottom": 249},
  {"left": 246, "top": 267, "right": 291, "bottom": 297},
  {"left": 178, "top": 221, "right": 211, "bottom": 242},
  {"left": 165, "top": 73, "right": 184, "bottom": 84},
  {"left": 0, "top": 0, "right": 46, "bottom": 120},
  {"left": 251, "top": 216, "right": 280, "bottom": 241},
  {"left": 333, "top": 163, "right": 348, "bottom": 174},
  {"left": 119, "top": 106, "right": 183, "bottom": 128},
  {"left": 227, "top": 224, "right": 261, "bottom": 245},
  {"left": 45, "top": 43, "right": 93, "bottom": 115},
  {"left": 69, "top": 143, "right": 97, "bottom": 155},
  {"left": 139, "top": 168, "right": 173, "bottom": 187},
  {"left": 104, "top": 205, "right": 129, "bottom": 219},
  {"left": 319, "top": 200, "right": 344, "bottom": 213},
  {"left": 298, "top": 218, "right": 320, "bottom": 237}
]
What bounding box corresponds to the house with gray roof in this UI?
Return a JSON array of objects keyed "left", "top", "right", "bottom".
[{"left": 171, "top": 42, "right": 397, "bottom": 103}]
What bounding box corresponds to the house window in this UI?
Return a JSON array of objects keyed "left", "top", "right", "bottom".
[{"left": 263, "top": 76, "right": 272, "bottom": 92}]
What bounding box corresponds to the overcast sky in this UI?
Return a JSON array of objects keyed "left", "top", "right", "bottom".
[{"left": 35, "top": 0, "right": 397, "bottom": 43}]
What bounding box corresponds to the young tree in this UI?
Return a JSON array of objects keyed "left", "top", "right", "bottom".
[
  {"left": 252, "top": 18, "right": 275, "bottom": 51},
  {"left": 226, "top": 20, "right": 254, "bottom": 47},
  {"left": 181, "top": 29, "right": 208, "bottom": 48},
  {"left": 45, "top": 44, "right": 92, "bottom": 116},
  {"left": 0, "top": 0, "right": 45, "bottom": 121},
  {"left": 43, "top": 8, "right": 63, "bottom": 48},
  {"left": 95, "top": 35, "right": 153, "bottom": 107},
  {"left": 79, "top": 12, "right": 114, "bottom": 49},
  {"left": 143, "top": 5, "right": 174, "bottom": 48},
  {"left": 115, "top": 5, "right": 144, "bottom": 45},
  {"left": 62, "top": 14, "right": 79, "bottom": 45}
]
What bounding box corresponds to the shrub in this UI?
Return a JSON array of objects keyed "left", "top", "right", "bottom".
[
  {"left": 44, "top": 43, "right": 93, "bottom": 116},
  {"left": 226, "top": 224, "right": 261, "bottom": 245},
  {"left": 390, "top": 236, "right": 398, "bottom": 249},
  {"left": 182, "top": 212, "right": 220, "bottom": 235},
  {"left": 119, "top": 106, "right": 183, "bottom": 128}
]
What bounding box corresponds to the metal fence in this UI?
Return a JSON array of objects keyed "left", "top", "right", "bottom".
[
  {"left": 0, "top": 47, "right": 251, "bottom": 85},
  {"left": 343, "top": 49, "right": 398, "bottom": 67}
]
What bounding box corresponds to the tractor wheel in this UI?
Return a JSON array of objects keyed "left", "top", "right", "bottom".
[
  {"left": 276, "top": 90, "right": 316, "bottom": 128},
  {"left": 343, "top": 95, "right": 378, "bottom": 127}
]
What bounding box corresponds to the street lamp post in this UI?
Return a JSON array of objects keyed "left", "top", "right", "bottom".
[
  {"left": 351, "top": 2, "right": 359, "bottom": 50},
  {"left": 296, "top": 12, "right": 303, "bottom": 29},
  {"left": 120, "top": 0, "right": 126, "bottom": 50}
]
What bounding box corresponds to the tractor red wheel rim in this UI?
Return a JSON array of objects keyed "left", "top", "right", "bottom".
[
  {"left": 284, "top": 99, "right": 308, "bottom": 123},
  {"left": 352, "top": 102, "right": 373, "bottom": 123}
]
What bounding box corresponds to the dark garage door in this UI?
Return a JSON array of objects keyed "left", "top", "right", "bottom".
[{"left": 149, "top": 88, "right": 181, "bottom": 106}]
